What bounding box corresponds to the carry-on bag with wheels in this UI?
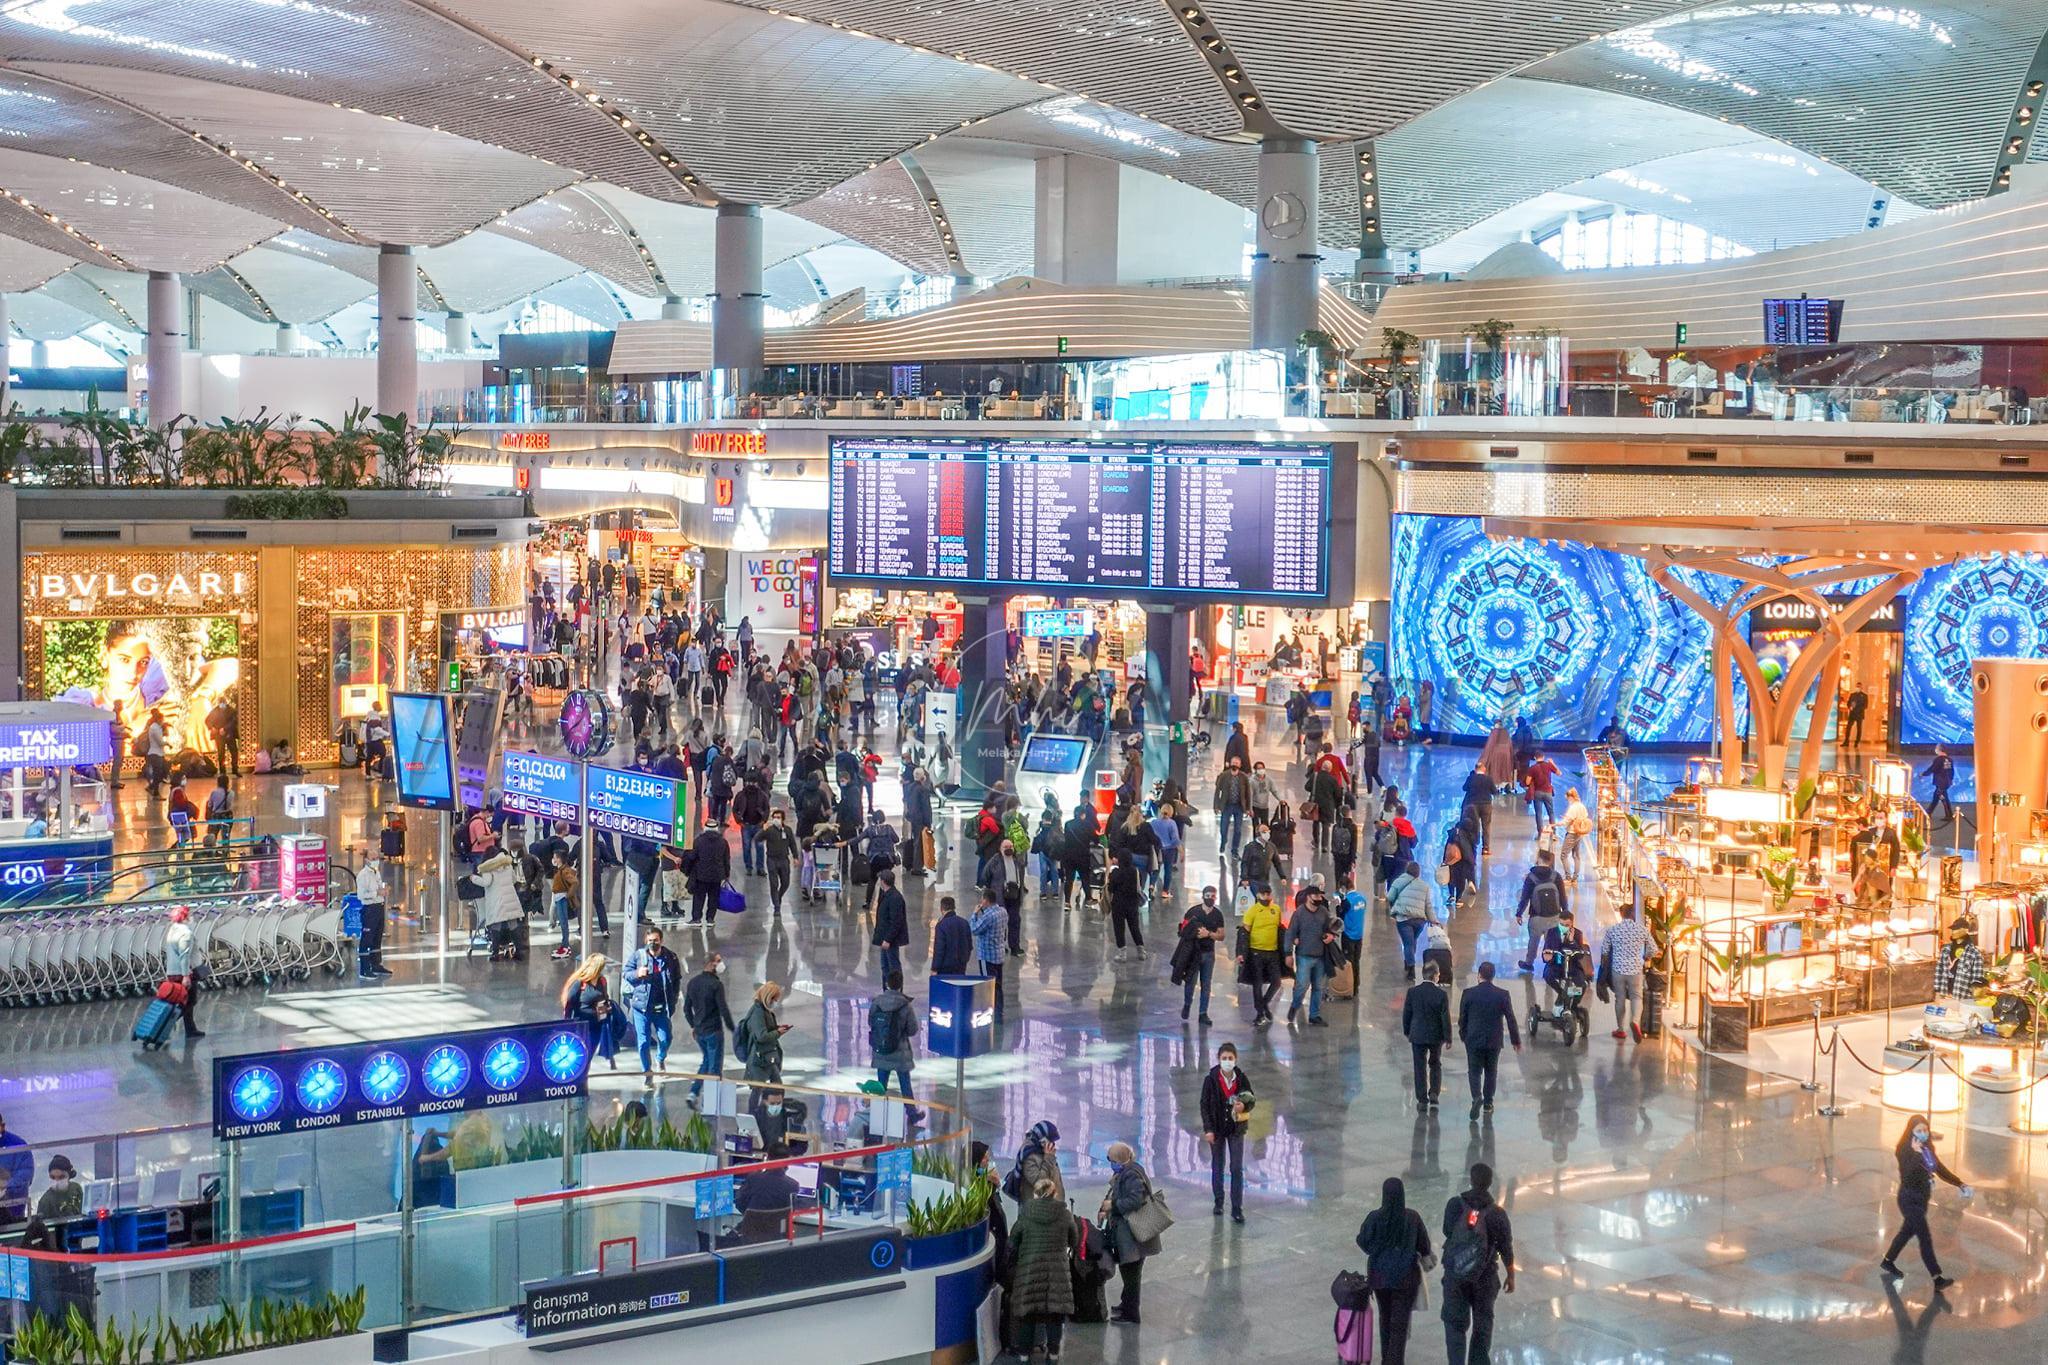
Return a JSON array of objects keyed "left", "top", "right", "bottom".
[{"left": 134, "top": 998, "right": 177, "bottom": 1050}]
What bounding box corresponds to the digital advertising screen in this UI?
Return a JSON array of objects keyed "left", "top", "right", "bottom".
[
  {"left": 1901, "top": 555, "right": 2048, "bottom": 744},
  {"left": 390, "top": 692, "right": 457, "bottom": 811},
  {"left": 1389, "top": 514, "right": 1733, "bottom": 744},
  {"left": 1021, "top": 608, "right": 1094, "bottom": 639},
  {"left": 44, "top": 616, "right": 243, "bottom": 755},
  {"left": 1020, "top": 735, "right": 1090, "bottom": 774},
  {"left": 828, "top": 436, "right": 1343, "bottom": 603},
  {"left": 212, "top": 1019, "right": 593, "bottom": 1140}
]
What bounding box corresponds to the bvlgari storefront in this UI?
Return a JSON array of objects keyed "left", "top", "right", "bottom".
[{"left": 16, "top": 491, "right": 530, "bottom": 767}]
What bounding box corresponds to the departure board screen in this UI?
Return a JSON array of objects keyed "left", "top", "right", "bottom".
[
  {"left": 828, "top": 436, "right": 1335, "bottom": 602},
  {"left": 1762, "top": 297, "right": 1842, "bottom": 345}
]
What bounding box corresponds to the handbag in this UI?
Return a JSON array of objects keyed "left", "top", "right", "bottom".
[
  {"left": 718, "top": 881, "right": 747, "bottom": 914},
  {"left": 1434, "top": 863, "right": 1452, "bottom": 887},
  {"left": 1122, "top": 1177, "right": 1175, "bottom": 1243},
  {"left": 1595, "top": 943, "right": 1614, "bottom": 1003},
  {"left": 457, "top": 875, "right": 485, "bottom": 901}
]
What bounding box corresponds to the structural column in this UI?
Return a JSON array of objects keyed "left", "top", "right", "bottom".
[
  {"left": 376, "top": 244, "right": 418, "bottom": 420},
  {"left": 1251, "top": 139, "right": 1321, "bottom": 351},
  {"left": 1033, "top": 153, "right": 1119, "bottom": 285},
  {"left": 0, "top": 291, "right": 10, "bottom": 410},
  {"left": 711, "top": 204, "right": 765, "bottom": 377},
  {"left": 660, "top": 295, "right": 687, "bottom": 322},
  {"left": 954, "top": 596, "right": 1011, "bottom": 798},
  {"left": 444, "top": 312, "right": 470, "bottom": 354},
  {"left": 146, "top": 270, "right": 184, "bottom": 427},
  {"left": 274, "top": 323, "right": 301, "bottom": 354},
  {"left": 1144, "top": 607, "right": 1194, "bottom": 794}
]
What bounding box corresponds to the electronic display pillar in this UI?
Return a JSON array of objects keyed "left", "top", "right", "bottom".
[
  {"left": 1145, "top": 607, "right": 1194, "bottom": 793},
  {"left": 956, "top": 596, "right": 1011, "bottom": 797}
]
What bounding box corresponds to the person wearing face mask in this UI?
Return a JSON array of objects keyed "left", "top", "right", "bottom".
[
  {"left": 682, "top": 952, "right": 735, "bottom": 1107},
  {"left": 1198, "top": 1043, "right": 1253, "bottom": 1223},
  {"left": 36, "top": 1156, "right": 82, "bottom": 1220},
  {"left": 1882, "top": 1114, "right": 1970, "bottom": 1289},
  {"left": 1248, "top": 762, "right": 1279, "bottom": 829},
  {"left": 1099, "top": 1141, "right": 1162, "bottom": 1325},
  {"left": 760, "top": 808, "right": 797, "bottom": 914},
  {"left": 1213, "top": 758, "right": 1251, "bottom": 858},
  {"left": 1356, "top": 1176, "right": 1432, "bottom": 1365},
  {"left": 1175, "top": 886, "right": 1227, "bottom": 1024}
]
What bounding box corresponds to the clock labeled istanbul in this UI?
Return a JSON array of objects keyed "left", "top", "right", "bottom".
[{"left": 210, "top": 1022, "right": 594, "bottom": 1139}]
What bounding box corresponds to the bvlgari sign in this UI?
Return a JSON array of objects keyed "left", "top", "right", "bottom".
[{"left": 36, "top": 570, "right": 252, "bottom": 604}]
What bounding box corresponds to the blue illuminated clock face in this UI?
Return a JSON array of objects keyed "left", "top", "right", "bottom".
[
  {"left": 359, "top": 1050, "right": 412, "bottom": 1107},
  {"left": 228, "top": 1066, "right": 284, "bottom": 1124},
  {"left": 421, "top": 1045, "right": 471, "bottom": 1099},
  {"left": 294, "top": 1059, "right": 347, "bottom": 1115},
  {"left": 541, "top": 1030, "right": 590, "bottom": 1084},
  {"left": 481, "top": 1039, "right": 531, "bottom": 1091}
]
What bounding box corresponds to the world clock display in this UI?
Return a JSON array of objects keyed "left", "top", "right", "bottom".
[
  {"left": 421, "top": 1045, "right": 471, "bottom": 1099},
  {"left": 212, "top": 1020, "right": 594, "bottom": 1139},
  {"left": 294, "top": 1059, "right": 347, "bottom": 1115}
]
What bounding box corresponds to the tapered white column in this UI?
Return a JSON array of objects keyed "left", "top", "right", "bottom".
[
  {"left": 711, "top": 204, "right": 765, "bottom": 373},
  {"left": 444, "top": 312, "right": 470, "bottom": 354},
  {"left": 1251, "top": 139, "right": 1322, "bottom": 351},
  {"left": 146, "top": 270, "right": 184, "bottom": 427},
  {"left": 376, "top": 244, "right": 417, "bottom": 419}
]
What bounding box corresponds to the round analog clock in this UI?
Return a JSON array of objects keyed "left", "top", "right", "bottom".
[{"left": 558, "top": 687, "right": 613, "bottom": 759}]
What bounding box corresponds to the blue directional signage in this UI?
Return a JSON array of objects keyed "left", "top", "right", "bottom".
[
  {"left": 924, "top": 974, "right": 998, "bottom": 1060},
  {"left": 501, "top": 750, "right": 583, "bottom": 823},
  {"left": 212, "top": 1020, "right": 592, "bottom": 1140},
  {"left": 583, "top": 764, "right": 681, "bottom": 841}
]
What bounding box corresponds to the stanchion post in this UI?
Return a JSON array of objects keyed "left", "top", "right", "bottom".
[
  {"left": 1802, "top": 1002, "right": 1823, "bottom": 1092},
  {"left": 1818, "top": 1026, "right": 1845, "bottom": 1117}
]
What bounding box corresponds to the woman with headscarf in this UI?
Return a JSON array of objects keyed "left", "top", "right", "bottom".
[
  {"left": 1355, "top": 1176, "right": 1432, "bottom": 1364},
  {"left": 1882, "top": 1113, "right": 1970, "bottom": 1288},
  {"left": 1011, "top": 1119, "right": 1064, "bottom": 1203}
]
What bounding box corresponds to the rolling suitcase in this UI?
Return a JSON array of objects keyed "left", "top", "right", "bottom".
[{"left": 134, "top": 998, "right": 177, "bottom": 1050}]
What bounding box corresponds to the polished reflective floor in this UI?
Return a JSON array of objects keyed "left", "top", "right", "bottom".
[{"left": 3, "top": 703, "right": 2033, "bottom": 1364}]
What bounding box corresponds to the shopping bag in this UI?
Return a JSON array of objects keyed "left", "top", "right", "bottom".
[
  {"left": 921, "top": 828, "right": 937, "bottom": 868},
  {"left": 718, "top": 881, "right": 747, "bottom": 914}
]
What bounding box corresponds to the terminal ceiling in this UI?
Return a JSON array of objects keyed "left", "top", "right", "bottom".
[{"left": 0, "top": 0, "right": 2037, "bottom": 336}]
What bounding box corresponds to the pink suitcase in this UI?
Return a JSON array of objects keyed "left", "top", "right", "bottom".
[{"left": 1335, "top": 1304, "right": 1374, "bottom": 1363}]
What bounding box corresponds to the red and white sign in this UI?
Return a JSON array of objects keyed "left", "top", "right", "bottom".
[{"left": 279, "top": 834, "right": 329, "bottom": 905}]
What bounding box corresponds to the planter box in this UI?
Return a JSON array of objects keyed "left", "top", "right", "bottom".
[
  {"left": 187, "top": 1334, "right": 375, "bottom": 1365},
  {"left": 1703, "top": 997, "right": 1751, "bottom": 1052},
  {"left": 905, "top": 1217, "right": 988, "bottom": 1271}
]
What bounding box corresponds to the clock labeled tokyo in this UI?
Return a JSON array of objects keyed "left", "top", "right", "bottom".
[{"left": 213, "top": 1020, "right": 593, "bottom": 1139}]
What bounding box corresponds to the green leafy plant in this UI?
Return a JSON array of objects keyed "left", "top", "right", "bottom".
[
  {"left": 1295, "top": 328, "right": 1342, "bottom": 376},
  {"left": 1760, "top": 846, "right": 1801, "bottom": 912},
  {"left": 224, "top": 488, "right": 349, "bottom": 520},
  {"left": 10, "top": 1287, "right": 370, "bottom": 1363},
  {"left": 1700, "top": 939, "right": 1780, "bottom": 1001},
  {"left": 1462, "top": 317, "right": 1515, "bottom": 354},
  {"left": 1792, "top": 777, "right": 1817, "bottom": 816},
  {"left": 903, "top": 1173, "right": 993, "bottom": 1239},
  {"left": 308, "top": 403, "right": 375, "bottom": 489},
  {"left": 1379, "top": 326, "right": 1419, "bottom": 368},
  {"left": 366, "top": 411, "right": 458, "bottom": 490}
]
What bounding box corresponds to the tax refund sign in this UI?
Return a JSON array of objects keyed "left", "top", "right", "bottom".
[
  {"left": 213, "top": 1019, "right": 594, "bottom": 1139},
  {"left": 584, "top": 764, "right": 681, "bottom": 842},
  {"left": 925, "top": 975, "right": 997, "bottom": 1059}
]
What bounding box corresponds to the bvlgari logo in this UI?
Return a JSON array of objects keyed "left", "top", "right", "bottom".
[{"left": 37, "top": 570, "right": 250, "bottom": 602}]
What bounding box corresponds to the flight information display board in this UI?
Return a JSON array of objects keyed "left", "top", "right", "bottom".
[
  {"left": 828, "top": 437, "right": 1336, "bottom": 602},
  {"left": 1762, "top": 297, "right": 1842, "bottom": 345}
]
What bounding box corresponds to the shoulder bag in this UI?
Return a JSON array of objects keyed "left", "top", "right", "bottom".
[{"left": 1121, "top": 1172, "right": 1175, "bottom": 1243}]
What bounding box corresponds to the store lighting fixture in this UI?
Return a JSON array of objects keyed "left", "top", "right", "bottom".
[
  {"left": 1700, "top": 785, "right": 1790, "bottom": 824},
  {"left": 1869, "top": 760, "right": 1910, "bottom": 799}
]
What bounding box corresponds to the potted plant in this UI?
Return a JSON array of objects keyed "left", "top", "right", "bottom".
[
  {"left": 902, "top": 1172, "right": 994, "bottom": 1270},
  {"left": 1639, "top": 890, "right": 1693, "bottom": 1037},
  {"left": 1295, "top": 328, "right": 1343, "bottom": 389},
  {"left": 1461, "top": 317, "right": 1514, "bottom": 375},
  {"left": 1700, "top": 939, "right": 1779, "bottom": 1051},
  {"left": 1379, "top": 326, "right": 1418, "bottom": 371}
]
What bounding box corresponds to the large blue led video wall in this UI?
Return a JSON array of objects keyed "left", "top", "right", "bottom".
[
  {"left": 1393, "top": 514, "right": 2048, "bottom": 748},
  {"left": 1901, "top": 557, "right": 2048, "bottom": 745},
  {"left": 1391, "top": 515, "right": 1732, "bottom": 743}
]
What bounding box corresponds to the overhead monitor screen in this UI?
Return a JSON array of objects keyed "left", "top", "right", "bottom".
[
  {"left": 1762, "top": 297, "right": 1842, "bottom": 345},
  {"left": 828, "top": 437, "right": 1334, "bottom": 602},
  {"left": 1020, "top": 735, "right": 1091, "bottom": 775}
]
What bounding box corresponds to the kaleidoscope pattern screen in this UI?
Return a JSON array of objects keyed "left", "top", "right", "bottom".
[
  {"left": 213, "top": 1020, "right": 591, "bottom": 1139},
  {"left": 1390, "top": 515, "right": 1734, "bottom": 743},
  {"left": 1901, "top": 556, "right": 2048, "bottom": 744}
]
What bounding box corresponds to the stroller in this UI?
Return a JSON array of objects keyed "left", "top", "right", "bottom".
[{"left": 1528, "top": 926, "right": 1592, "bottom": 1045}]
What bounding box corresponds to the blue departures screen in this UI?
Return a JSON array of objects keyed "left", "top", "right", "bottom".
[{"left": 1389, "top": 515, "right": 1732, "bottom": 744}]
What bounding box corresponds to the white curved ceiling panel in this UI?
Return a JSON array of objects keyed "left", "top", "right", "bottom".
[
  {"left": 1194, "top": 0, "right": 1696, "bottom": 140},
  {"left": 910, "top": 143, "right": 1035, "bottom": 279},
  {"left": 0, "top": 147, "right": 281, "bottom": 269},
  {"left": 485, "top": 188, "right": 663, "bottom": 295},
  {"left": 0, "top": 0, "right": 690, "bottom": 202},
  {"left": 785, "top": 161, "right": 951, "bottom": 275},
  {"left": 23, "top": 62, "right": 582, "bottom": 245},
  {"left": 1529, "top": 0, "right": 2041, "bottom": 206},
  {"left": 433, "top": 0, "right": 1045, "bottom": 204},
  {"left": 0, "top": 231, "right": 77, "bottom": 288},
  {"left": 1377, "top": 79, "right": 1752, "bottom": 247},
  {"left": 43, "top": 264, "right": 144, "bottom": 328},
  {"left": 7, "top": 285, "right": 102, "bottom": 340},
  {"left": 1560, "top": 143, "right": 1902, "bottom": 252},
  {"left": 718, "top": 0, "right": 1244, "bottom": 138},
  {"left": 415, "top": 232, "right": 580, "bottom": 314},
  {"left": 531, "top": 273, "right": 630, "bottom": 329},
  {"left": 214, "top": 240, "right": 375, "bottom": 323},
  {"left": 579, "top": 184, "right": 840, "bottom": 296}
]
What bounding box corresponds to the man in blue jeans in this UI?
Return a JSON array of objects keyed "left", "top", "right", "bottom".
[
  {"left": 1284, "top": 889, "right": 1338, "bottom": 1026},
  {"left": 622, "top": 926, "right": 682, "bottom": 1090},
  {"left": 1213, "top": 758, "right": 1251, "bottom": 858},
  {"left": 681, "top": 951, "right": 734, "bottom": 1105}
]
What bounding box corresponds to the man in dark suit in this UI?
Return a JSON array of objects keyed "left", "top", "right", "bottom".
[
  {"left": 1457, "top": 961, "right": 1521, "bottom": 1120},
  {"left": 1402, "top": 961, "right": 1453, "bottom": 1110}
]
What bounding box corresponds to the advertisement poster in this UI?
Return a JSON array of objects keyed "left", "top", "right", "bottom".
[
  {"left": 45, "top": 617, "right": 242, "bottom": 754},
  {"left": 390, "top": 693, "right": 457, "bottom": 811}
]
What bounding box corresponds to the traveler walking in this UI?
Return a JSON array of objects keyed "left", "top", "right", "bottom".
[
  {"left": 1106, "top": 850, "right": 1146, "bottom": 961},
  {"left": 622, "top": 926, "right": 681, "bottom": 1088},
  {"left": 871, "top": 869, "right": 909, "bottom": 980},
  {"left": 1240, "top": 884, "right": 1284, "bottom": 1026},
  {"left": 868, "top": 970, "right": 918, "bottom": 1101},
  {"left": 681, "top": 952, "right": 734, "bottom": 1105},
  {"left": 688, "top": 817, "right": 731, "bottom": 925},
  {"left": 1560, "top": 787, "right": 1593, "bottom": 880},
  {"left": 1214, "top": 758, "right": 1251, "bottom": 857},
  {"left": 1402, "top": 962, "right": 1452, "bottom": 1109},
  {"left": 761, "top": 808, "right": 796, "bottom": 913},
  {"left": 1386, "top": 860, "right": 1431, "bottom": 981},
  {"left": 1198, "top": 1043, "right": 1252, "bottom": 1222},
  {"left": 1599, "top": 903, "right": 1653, "bottom": 1040},
  {"left": 1525, "top": 748, "right": 1560, "bottom": 832},
  {"left": 1175, "top": 886, "right": 1225, "bottom": 1023},
  {"left": 1099, "top": 1141, "right": 1162, "bottom": 1325},
  {"left": 1881, "top": 1114, "right": 1970, "bottom": 1288},
  {"left": 735, "top": 982, "right": 789, "bottom": 1084},
  {"left": 1356, "top": 1177, "right": 1432, "bottom": 1365},
  {"left": 162, "top": 906, "right": 205, "bottom": 1039},
  {"left": 1440, "top": 1163, "right": 1515, "bottom": 1365},
  {"left": 1457, "top": 963, "right": 1521, "bottom": 1119},
  {"left": 1284, "top": 888, "right": 1337, "bottom": 1026},
  {"left": 560, "top": 954, "right": 619, "bottom": 1070},
  {"left": 1515, "top": 849, "right": 1569, "bottom": 972}
]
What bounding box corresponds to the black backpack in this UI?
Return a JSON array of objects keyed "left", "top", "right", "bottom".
[
  {"left": 869, "top": 998, "right": 909, "bottom": 1054},
  {"left": 1329, "top": 1268, "right": 1372, "bottom": 1311},
  {"left": 1331, "top": 822, "right": 1356, "bottom": 858},
  {"left": 1442, "top": 1198, "right": 1493, "bottom": 1284},
  {"left": 1529, "top": 875, "right": 1563, "bottom": 920},
  {"left": 1375, "top": 824, "right": 1400, "bottom": 858}
]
